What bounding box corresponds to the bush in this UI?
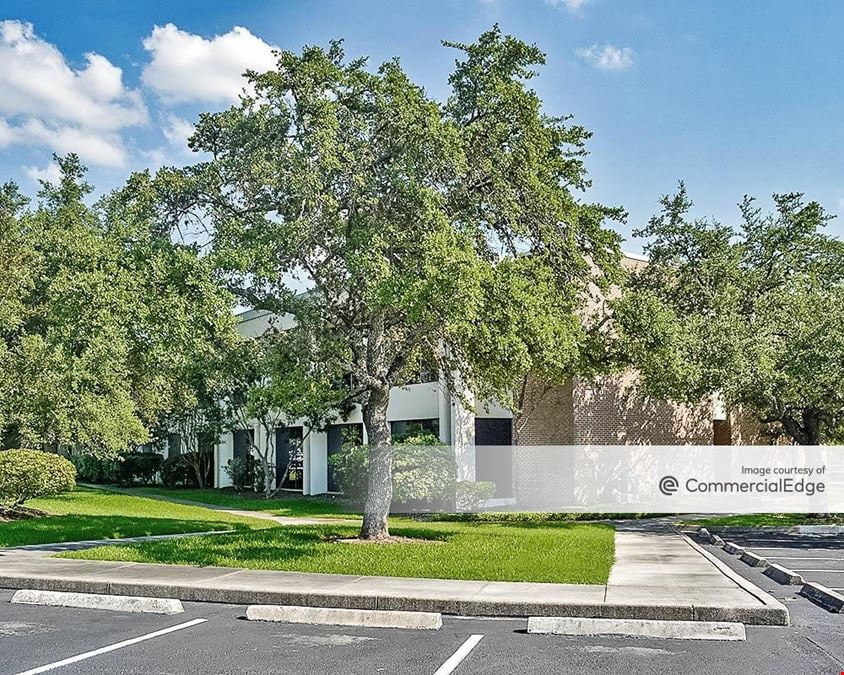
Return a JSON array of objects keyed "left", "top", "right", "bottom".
[
  {"left": 455, "top": 481, "right": 496, "bottom": 510},
  {"left": 329, "top": 432, "right": 457, "bottom": 507},
  {"left": 117, "top": 453, "right": 164, "bottom": 486},
  {"left": 71, "top": 453, "right": 119, "bottom": 484},
  {"left": 161, "top": 454, "right": 198, "bottom": 488},
  {"left": 224, "top": 456, "right": 265, "bottom": 493},
  {"left": 0, "top": 449, "right": 76, "bottom": 508}
]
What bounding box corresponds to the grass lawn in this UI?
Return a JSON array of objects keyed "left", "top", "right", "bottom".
[
  {"left": 132, "top": 487, "right": 357, "bottom": 519},
  {"left": 58, "top": 519, "right": 615, "bottom": 584},
  {"left": 687, "top": 513, "right": 844, "bottom": 527},
  {"left": 0, "top": 488, "right": 274, "bottom": 548}
]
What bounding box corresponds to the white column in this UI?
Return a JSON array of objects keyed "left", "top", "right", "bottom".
[
  {"left": 449, "top": 375, "right": 476, "bottom": 482},
  {"left": 217, "top": 431, "right": 234, "bottom": 488},
  {"left": 307, "top": 428, "right": 328, "bottom": 495}
]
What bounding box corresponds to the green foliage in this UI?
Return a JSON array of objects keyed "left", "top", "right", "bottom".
[
  {"left": 161, "top": 455, "right": 199, "bottom": 488},
  {"left": 330, "top": 432, "right": 457, "bottom": 507},
  {"left": 0, "top": 155, "right": 238, "bottom": 455},
  {"left": 117, "top": 453, "right": 164, "bottom": 486},
  {"left": 71, "top": 453, "right": 119, "bottom": 484},
  {"left": 615, "top": 183, "right": 844, "bottom": 444},
  {"left": 223, "top": 457, "right": 265, "bottom": 493},
  {"left": 0, "top": 449, "right": 76, "bottom": 508},
  {"left": 455, "top": 481, "right": 496, "bottom": 510}
]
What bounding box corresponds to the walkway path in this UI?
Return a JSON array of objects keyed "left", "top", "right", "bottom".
[{"left": 77, "top": 483, "right": 359, "bottom": 527}]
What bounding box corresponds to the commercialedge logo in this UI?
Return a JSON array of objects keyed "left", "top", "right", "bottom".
[
  {"left": 659, "top": 475, "right": 826, "bottom": 497},
  {"left": 659, "top": 475, "right": 679, "bottom": 496}
]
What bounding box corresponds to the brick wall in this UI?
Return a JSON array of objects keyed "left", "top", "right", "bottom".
[
  {"left": 572, "top": 372, "right": 713, "bottom": 445},
  {"left": 513, "top": 377, "right": 574, "bottom": 445}
]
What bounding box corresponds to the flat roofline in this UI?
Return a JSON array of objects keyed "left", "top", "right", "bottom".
[{"left": 622, "top": 250, "right": 649, "bottom": 262}]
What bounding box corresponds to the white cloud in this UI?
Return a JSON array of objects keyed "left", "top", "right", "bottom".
[
  {"left": 0, "top": 119, "right": 13, "bottom": 147},
  {"left": 17, "top": 119, "right": 127, "bottom": 167},
  {"left": 0, "top": 20, "right": 147, "bottom": 131},
  {"left": 546, "top": 0, "right": 590, "bottom": 12},
  {"left": 0, "top": 118, "right": 126, "bottom": 167},
  {"left": 141, "top": 24, "right": 277, "bottom": 105},
  {"left": 161, "top": 114, "right": 195, "bottom": 151},
  {"left": 575, "top": 43, "right": 635, "bottom": 71},
  {"left": 0, "top": 20, "right": 146, "bottom": 168},
  {"left": 24, "top": 161, "right": 62, "bottom": 186}
]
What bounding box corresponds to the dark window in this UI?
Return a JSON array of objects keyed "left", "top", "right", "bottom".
[
  {"left": 390, "top": 418, "right": 439, "bottom": 441},
  {"left": 276, "top": 426, "right": 304, "bottom": 490},
  {"left": 326, "top": 423, "right": 363, "bottom": 492},
  {"left": 167, "top": 433, "right": 182, "bottom": 457},
  {"left": 474, "top": 418, "right": 513, "bottom": 498},
  {"left": 233, "top": 429, "right": 254, "bottom": 459}
]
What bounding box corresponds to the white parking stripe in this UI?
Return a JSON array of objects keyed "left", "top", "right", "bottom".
[
  {"left": 433, "top": 634, "right": 484, "bottom": 675},
  {"left": 791, "top": 569, "right": 844, "bottom": 573},
  {"left": 13, "top": 618, "right": 207, "bottom": 675},
  {"left": 767, "top": 557, "right": 844, "bottom": 561}
]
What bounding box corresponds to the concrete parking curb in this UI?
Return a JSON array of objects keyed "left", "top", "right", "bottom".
[
  {"left": 723, "top": 542, "right": 745, "bottom": 555},
  {"left": 740, "top": 551, "right": 769, "bottom": 568},
  {"left": 10, "top": 589, "right": 184, "bottom": 614},
  {"left": 527, "top": 616, "right": 746, "bottom": 641},
  {"left": 799, "top": 582, "right": 844, "bottom": 613},
  {"left": 763, "top": 564, "right": 804, "bottom": 586},
  {"left": 245, "top": 604, "right": 442, "bottom": 629}
]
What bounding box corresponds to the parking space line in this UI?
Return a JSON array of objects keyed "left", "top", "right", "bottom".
[
  {"left": 13, "top": 618, "right": 207, "bottom": 675},
  {"left": 791, "top": 570, "right": 844, "bottom": 573},
  {"left": 433, "top": 634, "right": 484, "bottom": 675},
  {"left": 766, "top": 557, "right": 844, "bottom": 561}
]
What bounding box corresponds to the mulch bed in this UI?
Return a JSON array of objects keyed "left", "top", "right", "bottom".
[{"left": 0, "top": 505, "right": 48, "bottom": 522}]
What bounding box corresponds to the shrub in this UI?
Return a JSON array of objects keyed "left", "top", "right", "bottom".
[
  {"left": 224, "top": 456, "right": 265, "bottom": 493},
  {"left": 455, "top": 480, "right": 496, "bottom": 510},
  {"left": 161, "top": 454, "right": 198, "bottom": 488},
  {"left": 0, "top": 449, "right": 76, "bottom": 508},
  {"left": 117, "top": 453, "right": 164, "bottom": 486},
  {"left": 71, "top": 453, "right": 119, "bottom": 484},
  {"left": 329, "top": 432, "right": 456, "bottom": 507}
]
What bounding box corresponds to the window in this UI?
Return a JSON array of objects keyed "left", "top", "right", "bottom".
[
  {"left": 233, "top": 429, "right": 254, "bottom": 459},
  {"left": 167, "top": 433, "right": 182, "bottom": 457},
  {"left": 390, "top": 418, "right": 439, "bottom": 441}
]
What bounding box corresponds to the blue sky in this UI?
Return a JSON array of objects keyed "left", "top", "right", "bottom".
[{"left": 1, "top": 0, "right": 843, "bottom": 249}]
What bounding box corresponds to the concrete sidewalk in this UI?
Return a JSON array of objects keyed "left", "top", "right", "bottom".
[{"left": 0, "top": 525, "right": 788, "bottom": 625}]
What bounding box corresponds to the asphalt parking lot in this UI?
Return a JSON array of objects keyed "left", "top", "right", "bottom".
[
  {"left": 0, "top": 586, "right": 842, "bottom": 674},
  {"left": 713, "top": 530, "right": 844, "bottom": 594}
]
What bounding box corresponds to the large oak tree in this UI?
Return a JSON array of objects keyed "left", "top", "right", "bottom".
[
  {"left": 615, "top": 184, "right": 844, "bottom": 445},
  {"left": 166, "top": 28, "right": 623, "bottom": 538}
]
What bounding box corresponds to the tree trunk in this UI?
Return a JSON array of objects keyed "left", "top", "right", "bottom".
[
  {"left": 260, "top": 455, "right": 273, "bottom": 497},
  {"left": 803, "top": 409, "right": 821, "bottom": 445},
  {"left": 193, "top": 462, "right": 205, "bottom": 488},
  {"left": 360, "top": 387, "right": 392, "bottom": 539},
  {"left": 779, "top": 409, "right": 822, "bottom": 445}
]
